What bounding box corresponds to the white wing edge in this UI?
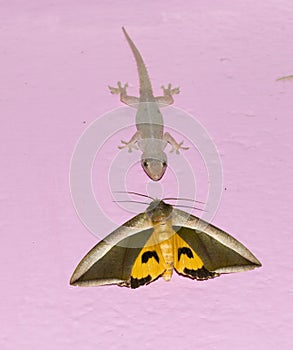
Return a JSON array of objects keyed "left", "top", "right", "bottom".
[
  {"left": 172, "top": 208, "right": 261, "bottom": 267},
  {"left": 70, "top": 213, "right": 153, "bottom": 284},
  {"left": 214, "top": 266, "right": 259, "bottom": 273},
  {"left": 71, "top": 278, "right": 125, "bottom": 287}
]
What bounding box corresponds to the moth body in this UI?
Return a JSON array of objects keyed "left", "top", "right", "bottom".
[
  {"left": 160, "top": 239, "right": 174, "bottom": 281},
  {"left": 153, "top": 222, "right": 174, "bottom": 282}
]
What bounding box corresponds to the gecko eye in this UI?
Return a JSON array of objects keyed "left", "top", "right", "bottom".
[
  {"left": 143, "top": 161, "right": 149, "bottom": 167},
  {"left": 162, "top": 161, "right": 167, "bottom": 167}
]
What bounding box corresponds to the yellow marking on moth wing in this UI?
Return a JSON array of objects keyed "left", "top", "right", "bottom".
[
  {"left": 173, "top": 234, "right": 204, "bottom": 274},
  {"left": 131, "top": 233, "right": 167, "bottom": 287}
]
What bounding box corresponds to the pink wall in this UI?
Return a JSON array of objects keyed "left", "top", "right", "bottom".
[{"left": 1, "top": 1, "right": 292, "bottom": 349}]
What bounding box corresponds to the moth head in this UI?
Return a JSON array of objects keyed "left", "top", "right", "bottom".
[
  {"left": 141, "top": 154, "right": 167, "bottom": 181},
  {"left": 146, "top": 200, "right": 173, "bottom": 224}
]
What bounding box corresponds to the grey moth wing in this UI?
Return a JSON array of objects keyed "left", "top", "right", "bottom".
[
  {"left": 172, "top": 207, "right": 262, "bottom": 274},
  {"left": 70, "top": 212, "right": 154, "bottom": 287}
]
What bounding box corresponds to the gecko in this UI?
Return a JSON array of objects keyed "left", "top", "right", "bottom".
[{"left": 109, "top": 27, "right": 188, "bottom": 181}]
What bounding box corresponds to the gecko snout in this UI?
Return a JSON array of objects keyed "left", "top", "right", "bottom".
[{"left": 141, "top": 158, "right": 167, "bottom": 181}]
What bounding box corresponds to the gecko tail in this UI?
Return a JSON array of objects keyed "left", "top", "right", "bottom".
[{"left": 122, "top": 27, "right": 153, "bottom": 97}]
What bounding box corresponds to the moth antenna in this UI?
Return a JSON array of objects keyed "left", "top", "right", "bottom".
[
  {"left": 172, "top": 204, "right": 207, "bottom": 212},
  {"left": 113, "top": 191, "right": 155, "bottom": 201},
  {"left": 163, "top": 197, "right": 205, "bottom": 205},
  {"left": 113, "top": 200, "right": 150, "bottom": 205}
]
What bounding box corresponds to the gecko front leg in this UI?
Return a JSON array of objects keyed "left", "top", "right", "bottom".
[
  {"left": 108, "top": 81, "right": 139, "bottom": 108},
  {"left": 155, "top": 83, "right": 180, "bottom": 107},
  {"left": 163, "top": 132, "right": 189, "bottom": 154},
  {"left": 118, "top": 131, "right": 141, "bottom": 152}
]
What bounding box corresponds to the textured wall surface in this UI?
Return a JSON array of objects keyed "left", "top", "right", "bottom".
[{"left": 1, "top": 1, "right": 292, "bottom": 349}]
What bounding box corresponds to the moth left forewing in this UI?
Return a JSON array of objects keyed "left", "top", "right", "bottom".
[
  {"left": 171, "top": 208, "right": 261, "bottom": 276},
  {"left": 70, "top": 212, "right": 155, "bottom": 287}
]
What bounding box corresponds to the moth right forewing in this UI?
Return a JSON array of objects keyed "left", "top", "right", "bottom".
[{"left": 171, "top": 208, "right": 261, "bottom": 269}]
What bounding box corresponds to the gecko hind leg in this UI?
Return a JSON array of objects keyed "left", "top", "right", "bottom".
[
  {"left": 108, "top": 81, "right": 139, "bottom": 107},
  {"left": 155, "top": 83, "right": 180, "bottom": 107}
]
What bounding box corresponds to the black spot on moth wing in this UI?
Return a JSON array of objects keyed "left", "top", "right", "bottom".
[
  {"left": 183, "top": 266, "right": 218, "bottom": 281},
  {"left": 178, "top": 247, "right": 194, "bottom": 260},
  {"left": 141, "top": 251, "right": 159, "bottom": 264},
  {"left": 131, "top": 275, "right": 152, "bottom": 289}
]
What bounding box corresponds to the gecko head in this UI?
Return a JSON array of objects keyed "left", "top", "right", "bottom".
[{"left": 141, "top": 154, "right": 167, "bottom": 181}]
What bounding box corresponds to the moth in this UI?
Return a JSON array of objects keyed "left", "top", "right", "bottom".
[{"left": 70, "top": 199, "right": 261, "bottom": 289}]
